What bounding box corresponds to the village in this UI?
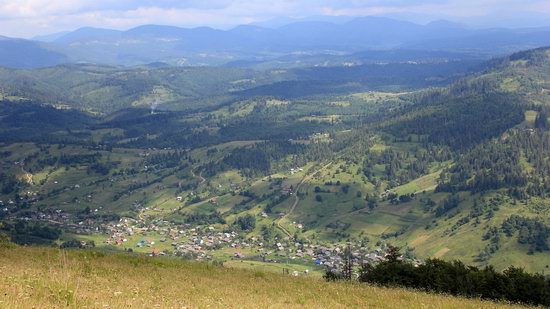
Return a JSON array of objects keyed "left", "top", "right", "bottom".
[
  {"left": 102, "top": 214, "right": 405, "bottom": 275},
  {"left": 1, "top": 192, "right": 409, "bottom": 276},
  {"left": 0, "top": 152, "right": 422, "bottom": 278}
]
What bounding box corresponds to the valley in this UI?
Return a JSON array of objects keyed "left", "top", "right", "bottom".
[{"left": 1, "top": 47, "right": 550, "bottom": 279}]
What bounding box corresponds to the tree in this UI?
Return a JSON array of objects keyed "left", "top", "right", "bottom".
[
  {"left": 356, "top": 256, "right": 550, "bottom": 306},
  {"left": 385, "top": 245, "right": 401, "bottom": 263},
  {"left": 1, "top": 173, "right": 18, "bottom": 194},
  {"left": 0, "top": 232, "right": 14, "bottom": 248},
  {"left": 234, "top": 214, "right": 256, "bottom": 231},
  {"left": 535, "top": 111, "right": 549, "bottom": 130},
  {"left": 342, "top": 242, "right": 354, "bottom": 281}
]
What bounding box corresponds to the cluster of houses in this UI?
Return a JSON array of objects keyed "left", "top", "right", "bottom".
[
  {"left": 309, "top": 132, "right": 330, "bottom": 142},
  {"left": 254, "top": 241, "right": 393, "bottom": 271},
  {"left": 280, "top": 185, "right": 293, "bottom": 195},
  {"left": 13, "top": 208, "right": 72, "bottom": 224},
  {"left": 0, "top": 199, "right": 13, "bottom": 212},
  {"left": 2, "top": 187, "right": 418, "bottom": 274},
  {"left": 289, "top": 167, "right": 304, "bottom": 175},
  {"left": 0, "top": 205, "right": 105, "bottom": 237},
  {"left": 104, "top": 218, "right": 138, "bottom": 246},
  {"left": 53, "top": 203, "right": 411, "bottom": 270},
  {"left": 313, "top": 245, "right": 386, "bottom": 271},
  {"left": 103, "top": 216, "right": 244, "bottom": 259},
  {"left": 1, "top": 190, "right": 40, "bottom": 205}
]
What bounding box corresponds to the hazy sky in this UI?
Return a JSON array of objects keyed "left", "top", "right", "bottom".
[{"left": 1, "top": 0, "right": 550, "bottom": 38}]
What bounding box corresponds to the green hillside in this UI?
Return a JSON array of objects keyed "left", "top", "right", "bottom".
[
  {"left": 1, "top": 47, "right": 550, "bottom": 279},
  {"left": 0, "top": 64, "right": 287, "bottom": 113},
  {"left": 0, "top": 246, "right": 527, "bottom": 308},
  {"left": 0, "top": 59, "right": 479, "bottom": 114}
]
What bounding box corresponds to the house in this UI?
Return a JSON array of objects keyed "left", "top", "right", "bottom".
[{"left": 281, "top": 186, "right": 292, "bottom": 195}]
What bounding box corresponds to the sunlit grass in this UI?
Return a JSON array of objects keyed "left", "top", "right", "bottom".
[{"left": 0, "top": 246, "right": 526, "bottom": 308}]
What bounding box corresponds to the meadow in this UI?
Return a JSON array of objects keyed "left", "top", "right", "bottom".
[{"left": 0, "top": 246, "right": 529, "bottom": 308}]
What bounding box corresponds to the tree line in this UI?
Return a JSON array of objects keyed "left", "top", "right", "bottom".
[{"left": 326, "top": 246, "right": 550, "bottom": 307}]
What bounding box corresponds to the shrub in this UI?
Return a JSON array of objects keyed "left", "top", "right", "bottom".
[
  {"left": 0, "top": 232, "right": 15, "bottom": 248},
  {"left": 234, "top": 214, "right": 256, "bottom": 231}
]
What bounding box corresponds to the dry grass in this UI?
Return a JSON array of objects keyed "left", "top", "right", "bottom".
[{"left": 0, "top": 247, "right": 527, "bottom": 308}]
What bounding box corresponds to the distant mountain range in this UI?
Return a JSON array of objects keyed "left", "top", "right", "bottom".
[
  {"left": 1, "top": 16, "right": 550, "bottom": 68},
  {"left": 0, "top": 36, "right": 67, "bottom": 69}
]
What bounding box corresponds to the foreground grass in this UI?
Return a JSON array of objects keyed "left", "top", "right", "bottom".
[{"left": 0, "top": 247, "right": 526, "bottom": 308}]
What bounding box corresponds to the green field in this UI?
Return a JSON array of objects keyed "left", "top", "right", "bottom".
[{"left": 0, "top": 246, "right": 526, "bottom": 308}]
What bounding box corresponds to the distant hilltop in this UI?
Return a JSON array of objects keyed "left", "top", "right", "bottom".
[{"left": 0, "top": 16, "right": 549, "bottom": 68}]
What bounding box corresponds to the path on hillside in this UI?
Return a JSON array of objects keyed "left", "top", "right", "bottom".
[
  {"left": 19, "top": 162, "right": 33, "bottom": 185},
  {"left": 138, "top": 208, "right": 146, "bottom": 222},
  {"left": 191, "top": 168, "right": 206, "bottom": 185},
  {"left": 276, "top": 162, "right": 333, "bottom": 237}
]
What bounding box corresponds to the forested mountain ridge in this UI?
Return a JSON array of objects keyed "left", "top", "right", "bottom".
[
  {"left": 30, "top": 18, "right": 550, "bottom": 66},
  {"left": 0, "top": 58, "right": 483, "bottom": 114},
  {"left": 381, "top": 47, "right": 550, "bottom": 146},
  {"left": 0, "top": 37, "right": 67, "bottom": 69},
  {"left": 363, "top": 47, "right": 550, "bottom": 268}
]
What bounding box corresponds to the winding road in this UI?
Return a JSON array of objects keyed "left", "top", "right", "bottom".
[
  {"left": 276, "top": 162, "right": 333, "bottom": 237},
  {"left": 191, "top": 168, "right": 206, "bottom": 185}
]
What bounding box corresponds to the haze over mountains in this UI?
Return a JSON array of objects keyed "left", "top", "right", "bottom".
[{"left": 1, "top": 16, "right": 550, "bottom": 68}]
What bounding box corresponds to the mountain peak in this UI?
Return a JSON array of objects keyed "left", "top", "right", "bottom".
[{"left": 54, "top": 27, "right": 122, "bottom": 43}]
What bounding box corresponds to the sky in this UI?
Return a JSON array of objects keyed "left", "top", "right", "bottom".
[{"left": 0, "top": 0, "right": 550, "bottom": 38}]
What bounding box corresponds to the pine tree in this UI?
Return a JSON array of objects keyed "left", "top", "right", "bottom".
[
  {"left": 342, "top": 242, "right": 353, "bottom": 281},
  {"left": 535, "top": 111, "right": 549, "bottom": 129}
]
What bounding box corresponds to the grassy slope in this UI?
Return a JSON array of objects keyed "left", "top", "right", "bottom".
[
  {"left": 1, "top": 127, "right": 547, "bottom": 274},
  {"left": 278, "top": 134, "right": 550, "bottom": 273},
  {"left": 0, "top": 246, "right": 524, "bottom": 308}
]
